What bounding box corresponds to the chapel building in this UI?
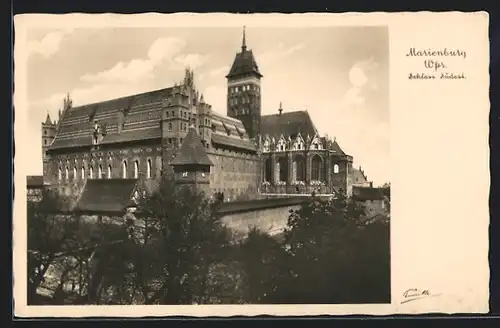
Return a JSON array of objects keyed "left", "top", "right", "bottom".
[{"left": 40, "top": 28, "right": 370, "bottom": 205}]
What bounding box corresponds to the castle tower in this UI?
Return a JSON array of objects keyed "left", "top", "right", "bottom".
[
  {"left": 169, "top": 126, "right": 214, "bottom": 196},
  {"left": 41, "top": 112, "right": 56, "bottom": 183},
  {"left": 197, "top": 94, "right": 213, "bottom": 147},
  {"left": 226, "top": 26, "right": 263, "bottom": 139}
]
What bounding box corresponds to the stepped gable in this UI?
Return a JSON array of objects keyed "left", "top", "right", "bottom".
[
  {"left": 49, "top": 87, "right": 173, "bottom": 149},
  {"left": 351, "top": 168, "right": 368, "bottom": 184},
  {"left": 261, "top": 110, "right": 316, "bottom": 139},
  {"left": 75, "top": 179, "right": 139, "bottom": 213},
  {"left": 170, "top": 126, "right": 214, "bottom": 166},
  {"left": 210, "top": 112, "right": 257, "bottom": 152}
]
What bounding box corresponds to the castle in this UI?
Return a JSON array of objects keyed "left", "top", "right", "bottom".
[{"left": 40, "top": 28, "right": 371, "bottom": 207}]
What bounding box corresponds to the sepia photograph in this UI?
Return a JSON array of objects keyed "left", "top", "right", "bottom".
[
  {"left": 25, "top": 24, "right": 390, "bottom": 306},
  {"left": 14, "top": 12, "right": 490, "bottom": 317}
]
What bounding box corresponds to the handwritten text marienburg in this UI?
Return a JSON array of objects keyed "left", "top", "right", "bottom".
[{"left": 406, "top": 47, "right": 467, "bottom": 80}]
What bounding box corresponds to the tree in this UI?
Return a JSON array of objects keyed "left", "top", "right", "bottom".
[
  {"left": 275, "top": 191, "right": 390, "bottom": 304},
  {"left": 127, "top": 177, "right": 233, "bottom": 304}
]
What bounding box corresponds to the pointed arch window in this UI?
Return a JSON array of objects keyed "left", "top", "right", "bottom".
[
  {"left": 81, "top": 166, "right": 85, "bottom": 179},
  {"left": 108, "top": 164, "right": 112, "bottom": 179},
  {"left": 333, "top": 164, "right": 340, "bottom": 174},
  {"left": 122, "top": 161, "right": 128, "bottom": 178},
  {"left": 65, "top": 167, "right": 69, "bottom": 181},
  {"left": 264, "top": 157, "right": 272, "bottom": 182},
  {"left": 89, "top": 166, "right": 94, "bottom": 179},
  {"left": 293, "top": 155, "right": 306, "bottom": 181},
  {"left": 73, "top": 167, "right": 77, "bottom": 180},
  {"left": 147, "top": 159, "right": 152, "bottom": 179},
  {"left": 311, "top": 155, "right": 324, "bottom": 181},
  {"left": 58, "top": 167, "right": 62, "bottom": 181},
  {"left": 134, "top": 160, "right": 139, "bottom": 179},
  {"left": 277, "top": 157, "right": 288, "bottom": 182},
  {"left": 98, "top": 165, "right": 103, "bottom": 179}
]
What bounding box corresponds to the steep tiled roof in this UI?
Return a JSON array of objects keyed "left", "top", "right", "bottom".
[
  {"left": 211, "top": 134, "right": 257, "bottom": 151},
  {"left": 27, "top": 175, "right": 44, "bottom": 188},
  {"left": 210, "top": 112, "right": 256, "bottom": 151},
  {"left": 49, "top": 87, "right": 171, "bottom": 149},
  {"left": 170, "top": 127, "right": 214, "bottom": 166},
  {"left": 226, "top": 49, "right": 262, "bottom": 78},
  {"left": 261, "top": 110, "right": 317, "bottom": 139},
  {"left": 352, "top": 186, "right": 386, "bottom": 201},
  {"left": 75, "top": 179, "right": 138, "bottom": 213},
  {"left": 351, "top": 168, "right": 368, "bottom": 184}
]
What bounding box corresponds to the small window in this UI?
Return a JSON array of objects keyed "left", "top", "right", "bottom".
[
  {"left": 333, "top": 164, "right": 339, "bottom": 174},
  {"left": 147, "top": 159, "right": 152, "bottom": 179},
  {"left": 122, "top": 161, "right": 128, "bottom": 178},
  {"left": 168, "top": 123, "right": 173, "bottom": 131},
  {"left": 182, "top": 172, "right": 188, "bottom": 177},
  {"left": 134, "top": 160, "right": 139, "bottom": 179}
]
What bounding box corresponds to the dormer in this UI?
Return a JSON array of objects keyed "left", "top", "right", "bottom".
[
  {"left": 262, "top": 136, "right": 270, "bottom": 152},
  {"left": 292, "top": 133, "right": 305, "bottom": 151},
  {"left": 276, "top": 135, "right": 287, "bottom": 152},
  {"left": 310, "top": 134, "right": 323, "bottom": 150}
]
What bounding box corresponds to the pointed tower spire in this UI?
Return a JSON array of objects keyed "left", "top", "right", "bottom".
[
  {"left": 278, "top": 101, "right": 283, "bottom": 115},
  {"left": 242, "top": 26, "right": 247, "bottom": 52},
  {"left": 45, "top": 112, "right": 52, "bottom": 125}
]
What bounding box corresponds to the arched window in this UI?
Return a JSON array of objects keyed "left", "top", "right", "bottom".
[
  {"left": 293, "top": 155, "right": 306, "bottom": 181},
  {"left": 108, "top": 164, "right": 112, "bottom": 179},
  {"left": 89, "top": 166, "right": 94, "bottom": 179},
  {"left": 98, "top": 165, "right": 103, "bottom": 179},
  {"left": 311, "top": 155, "right": 324, "bottom": 181},
  {"left": 81, "top": 166, "right": 85, "bottom": 179},
  {"left": 147, "top": 159, "right": 152, "bottom": 178},
  {"left": 65, "top": 167, "right": 69, "bottom": 180},
  {"left": 122, "top": 161, "right": 128, "bottom": 178},
  {"left": 277, "top": 157, "right": 288, "bottom": 182},
  {"left": 58, "top": 167, "right": 62, "bottom": 180},
  {"left": 73, "top": 167, "right": 77, "bottom": 180},
  {"left": 134, "top": 160, "right": 139, "bottom": 179},
  {"left": 264, "top": 157, "right": 272, "bottom": 182},
  {"left": 333, "top": 164, "right": 340, "bottom": 174}
]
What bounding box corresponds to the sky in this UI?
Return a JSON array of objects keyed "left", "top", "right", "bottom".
[{"left": 24, "top": 26, "right": 389, "bottom": 186}]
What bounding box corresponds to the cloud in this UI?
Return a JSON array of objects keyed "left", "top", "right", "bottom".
[
  {"left": 208, "top": 65, "right": 230, "bottom": 78},
  {"left": 27, "top": 29, "right": 74, "bottom": 59},
  {"left": 259, "top": 42, "right": 305, "bottom": 68},
  {"left": 341, "top": 57, "right": 379, "bottom": 109},
  {"left": 173, "top": 53, "right": 208, "bottom": 69},
  {"left": 80, "top": 37, "right": 204, "bottom": 83}
]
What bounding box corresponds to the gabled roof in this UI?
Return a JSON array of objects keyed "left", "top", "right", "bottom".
[
  {"left": 27, "top": 175, "right": 44, "bottom": 188},
  {"left": 49, "top": 87, "right": 172, "bottom": 150},
  {"left": 351, "top": 168, "right": 368, "bottom": 184},
  {"left": 226, "top": 49, "right": 262, "bottom": 78},
  {"left": 170, "top": 127, "right": 214, "bottom": 166},
  {"left": 261, "top": 110, "right": 317, "bottom": 139},
  {"left": 75, "top": 179, "right": 138, "bottom": 213}
]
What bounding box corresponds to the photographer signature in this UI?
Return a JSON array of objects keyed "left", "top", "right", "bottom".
[{"left": 401, "top": 288, "right": 441, "bottom": 304}]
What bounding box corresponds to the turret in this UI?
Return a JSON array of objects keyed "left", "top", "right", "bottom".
[{"left": 41, "top": 112, "right": 57, "bottom": 183}]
